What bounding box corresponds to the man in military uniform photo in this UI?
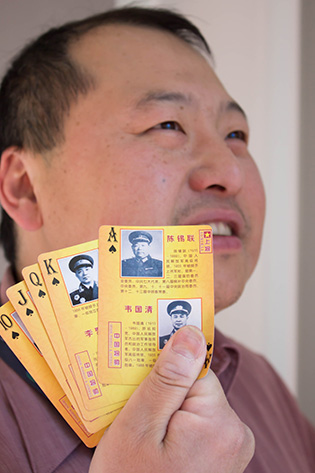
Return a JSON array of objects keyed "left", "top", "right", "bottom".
[
  {"left": 68, "top": 254, "right": 98, "bottom": 305},
  {"left": 159, "top": 300, "right": 192, "bottom": 349},
  {"left": 121, "top": 230, "right": 163, "bottom": 277}
]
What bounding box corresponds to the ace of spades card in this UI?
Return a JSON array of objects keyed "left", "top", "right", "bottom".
[{"left": 97, "top": 225, "right": 215, "bottom": 386}]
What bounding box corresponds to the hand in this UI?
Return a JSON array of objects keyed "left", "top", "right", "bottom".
[{"left": 89, "top": 326, "right": 254, "bottom": 473}]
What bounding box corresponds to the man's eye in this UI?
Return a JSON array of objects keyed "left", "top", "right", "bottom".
[
  {"left": 227, "top": 130, "right": 247, "bottom": 142},
  {"left": 153, "top": 121, "right": 184, "bottom": 132}
]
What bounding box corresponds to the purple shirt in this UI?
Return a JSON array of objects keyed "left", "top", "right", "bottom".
[
  {"left": 213, "top": 330, "right": 315, "bottom": 471},
  {"left": 1, "top": 269, "right": 314, "bottom": 472}
]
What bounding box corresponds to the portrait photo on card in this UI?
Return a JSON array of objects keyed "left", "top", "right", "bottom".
[
  {"left": 158, "top": 298, "right": 202, "bottom": 349},
  {"left": 57, "top": 249, "right": 99, "bottom": 306},
  {"left": 121, "top": 229, "right": 163, "bottom": 278}
]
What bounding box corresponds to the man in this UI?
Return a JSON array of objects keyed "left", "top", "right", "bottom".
[
  {"left": 159, "top": 300, "right": 192, "bottom": 348},
  {"left": 121, "top": 230, "right": 163, "bottom": 277},
  {"left": 0, "top": 6, "right": 314, "bottom": 473},
  {"left": 68, "top": 254, "right": 98, "bottom": 305}
]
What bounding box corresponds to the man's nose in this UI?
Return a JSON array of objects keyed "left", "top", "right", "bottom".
[{"left": 188, "top": 136, "right": 244, "bottom": 196}]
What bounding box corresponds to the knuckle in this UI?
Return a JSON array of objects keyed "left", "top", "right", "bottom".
[
  {"left": 223, "top": 417, "right": 255, "bottom": 464},
  {"left": 232, "top": 421, "right": 253, "bottom": 454},
  {"left": 241, "top": 424, "right": 255, "bottom": 461},
  {"left": 153, "top": 359, "right": 192, "bottom": 389}
]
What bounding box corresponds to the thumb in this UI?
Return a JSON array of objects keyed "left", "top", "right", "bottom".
[{"left": 113, "top": 325, "right": 207, "bottom": 442}]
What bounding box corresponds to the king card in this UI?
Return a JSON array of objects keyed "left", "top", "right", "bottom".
[{"left": 38, "top": 240, "right": 136, "bottom": 413}]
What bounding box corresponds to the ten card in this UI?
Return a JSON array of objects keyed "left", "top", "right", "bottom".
[{"left": 0, "top": 300, "right": 106, "bottom": 447}]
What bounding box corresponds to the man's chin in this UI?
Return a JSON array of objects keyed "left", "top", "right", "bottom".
[
  {"left": 213, "top": 260, "right": 249, "bottom": 314},
  {"left": 214, "top": 286, "right": 245, "bottom": 315}
]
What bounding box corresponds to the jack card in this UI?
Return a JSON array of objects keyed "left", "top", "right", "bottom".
[{"left": 7, "top": 278, "right": 119, "bottom": 433}]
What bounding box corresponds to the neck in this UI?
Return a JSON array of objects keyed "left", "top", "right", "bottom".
[{"left": 15, "top": 227, "right": 52, "bottom": 281}]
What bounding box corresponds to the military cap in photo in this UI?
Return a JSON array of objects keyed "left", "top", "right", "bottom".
[
  {"left": 69, "top": 254, "right": 94, "bottom": 272},
  {"left": 167, "top": 300, "right": 192, "bottom": 316},
  {"left": 129, "top": 230, "right": 153, "bottom": 245}
]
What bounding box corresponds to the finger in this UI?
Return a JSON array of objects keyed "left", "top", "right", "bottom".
[
  {"left": 113, "top": 325, "right": 206, "bottom": 442},
  {"left": 179, "top": 370, "right": 229, "bottom": 416}
]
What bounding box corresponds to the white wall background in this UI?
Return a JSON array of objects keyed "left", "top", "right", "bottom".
[
  {"left": 0, "top": 0, "right": 115, "bottom": 78},
  {"left": 116, "top": 0, "right": 301, "bottom": 394},
  {"left": 1, "top": 0, "right": 313, "bottom": 421}
]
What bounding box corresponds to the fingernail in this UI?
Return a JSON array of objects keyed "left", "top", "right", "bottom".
[{"left": 171, "top": 326, "right": 205, "bottom": 360}]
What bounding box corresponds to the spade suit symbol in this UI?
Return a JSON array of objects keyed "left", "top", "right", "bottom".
[
  {"left": 204, "top": 354, "right": 212, "bottom": 369},
  {"left": 204, "top": 342, "right": 213, "bottom": 369},
  {"left": 12, "top": 331, "right": 19, "bottom": 340},
  {"left": 26, "top": 308, "right": 33, "bottom": 316},
  {"left": 38, "top": 289, "right": 46, "bottom": 298},
  {"left": 52, "top": 278, "right": 60, "bottom": 286},
  {"left": 109, "top": 245, "right": 117, "bottom": 254}
]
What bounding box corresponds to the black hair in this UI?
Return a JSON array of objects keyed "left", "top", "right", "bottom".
[{"left": 0, "top": 6, "right": 211, "bottom": 268}]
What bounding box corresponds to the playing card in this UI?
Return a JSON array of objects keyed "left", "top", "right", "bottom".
[
  {"left": 38, "top": 240, "right": 136, "bottom": 413},
  {"left": 7, "top": 280, "right": 79, "bottom": 404},
  {"left": 0, "top": 301, "right": 106, "bottom": 447},
  {"left": 98, "top": 225, "right": 214, "bottom": 385},
  {"left": 22, "top": 265, "right": 85, "bottom": 404},
  {"left": 7, "top": 278, "right": 119, "bottom": 433}
]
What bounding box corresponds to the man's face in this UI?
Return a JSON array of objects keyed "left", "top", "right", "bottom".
[
  {"left": 132, "top": 241, "right": 150, "bottom": 259},
  {"left": 170, "top": 312, "right": 189, "bottom": 330},
  {"left": 75, "top": 265, "right": 93, "bottom": 285},
  {"left": 30, "top": 24, "right": 265, "bottom": 313}
]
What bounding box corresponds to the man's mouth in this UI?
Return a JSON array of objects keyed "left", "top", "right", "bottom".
[
  {"left": 209, "top": 222, "right": 232, "bottom": 236},
  {"left": 176, "top": 208, "right": 245, "bottom": 251},
  {"left": 208, "top": 221, "right": 242, "bottom": 251}
]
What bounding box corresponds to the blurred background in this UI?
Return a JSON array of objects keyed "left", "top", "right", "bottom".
[{"left": 0, "top": 0, "right": 314, "bottom": 423}]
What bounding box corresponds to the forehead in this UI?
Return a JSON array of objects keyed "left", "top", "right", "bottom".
[
  {"left": 71, "top": 23, "right": 208, "bottom": 73},
  {"left": 69, "top": 24, "right": 229, "bottom": 107}
]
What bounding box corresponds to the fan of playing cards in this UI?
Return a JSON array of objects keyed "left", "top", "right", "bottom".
[{"left": 0, "top": 225, "right": 214, "bottom": 447}]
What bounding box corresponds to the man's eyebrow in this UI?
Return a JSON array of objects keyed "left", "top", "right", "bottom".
[
  {"left": 225, "top": 100, "right": 248, "bottom": 121},
  {"left": 135, "top": 91, "right": 192, "bottom": 108},
  {"left": 134, "top": 92, "right": 247, "bottom": 121}
]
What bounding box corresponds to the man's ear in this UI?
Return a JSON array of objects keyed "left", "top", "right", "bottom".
[{"left": 0, "top": 147, "right": 43, "bottom": 231}]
